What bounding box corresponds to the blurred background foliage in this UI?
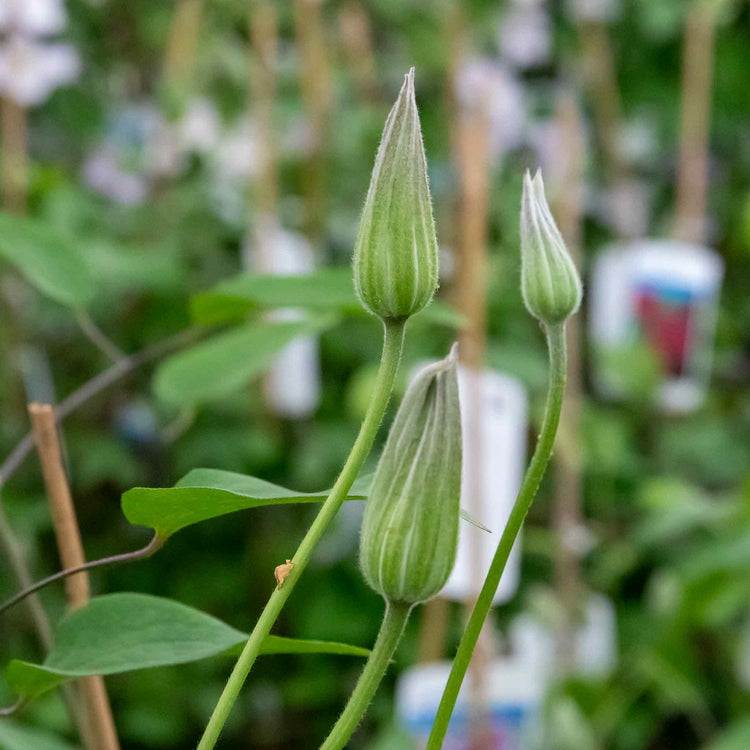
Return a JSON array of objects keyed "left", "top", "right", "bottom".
[{"left": 0, "top": 0, "right": 748, "bottom": 748}]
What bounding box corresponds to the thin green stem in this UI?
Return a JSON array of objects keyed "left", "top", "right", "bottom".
[
  {"left": 198, "top": 318, "right": 407, "bottom": 750},
  {"left": 426, "top": 322, "right": 568, "bottom": 749},
  {"left": 321, "top": 599, "right": 411, "bottom": 749}
]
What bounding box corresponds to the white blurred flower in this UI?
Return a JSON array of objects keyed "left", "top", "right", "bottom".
[
  {"left": 588, "top": 177, "right": 652, "bottom": 237},
  {"left": 618, "top": 117, "right": 659, "bottom": 168},
  {"left": 498, "top": 0, "right": 551, "bottom": 69},
  {"left": 565, "top": 0, "right": 621, "bottom": 23},
  {"left": 180, "top": 98, "right": 221, "bottom": 154},
  {"left": 0, "top": 0, "right": 67, "bottom": 36},
  {"left": 0, "top": 35, "right": 79, "bottom": 105},
  {"left": 82, "top": 145, "right": 149, "bottom": 205},
  {"left": 455, "top": 59, "right": 526, "bottom": 163},
  {"left": 213, "top": 115, "right": 258, "bottom": 181}
]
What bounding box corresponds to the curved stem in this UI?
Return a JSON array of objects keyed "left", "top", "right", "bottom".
[
  {"left": 321, "top": 600, "right": 411, "bottom": 750},
  {"left": 198, "top": 318, "right": 407, "bottom": 750},
  {"left": 0, "top": 535, "right": 164, "bottom": 618},
  {"left": 426, "top": 322, "right": 568, "bottom": 749}
]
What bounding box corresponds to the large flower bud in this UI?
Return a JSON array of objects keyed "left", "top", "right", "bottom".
[
  {"left": 360, "top": 345, "right": 461, "bottom": 605},
  {"left": 353, "top": 68, "right": 439, "bottom": 321},
  {"left": 520, "top": 169, "right": 582, "bottom": 324}
]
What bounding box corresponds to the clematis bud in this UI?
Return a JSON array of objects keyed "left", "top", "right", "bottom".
[
  {"left": 353, "top": 68, "right": 439, "bottom": 321},
  {"left": 360, "top": 345, "right": 461, "bottom": 605},
  {"left": 520, "top": 169, "right": 582, "bottom": 324}
]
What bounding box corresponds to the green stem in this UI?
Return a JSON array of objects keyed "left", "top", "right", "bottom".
[
  {"left": 321, "top": 600, "right": 411, "bottom": 750},
  {"left": 198, "top": 318, "right": 406, "bottom": 750},
  {"left": 426, "top": 322, "right": 568, "bottom": 749}
]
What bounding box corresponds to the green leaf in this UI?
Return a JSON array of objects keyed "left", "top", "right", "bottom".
[
  {"left": 122, "top": 468, "right": 370, "bottom": 538},
  {"left": 122, "top": 468, "right": 487, "bottom": 539},
  {"left": 5, "top": 594, "right": 368, "bottom": 702},
  {"left": 152, "top": 316, "right": 336, "bottom": 406},
  {"left": 0, "top": 721, "right": 79, "bottom": 750},
  {"left": 0, "top": 212, "right": 95, "bottom": 308},
  {"left": 190, "top": 267, "right": 461, "bottom": 327}
]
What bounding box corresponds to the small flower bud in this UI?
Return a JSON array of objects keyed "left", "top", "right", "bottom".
[
  {"left": 353, "top": 68, "right": 439, "bottom": 321},
  {"left": 360, "top": 345, "right": 461, "bottom": 605},
  {"left": 520, "top": 169, "right": 582, "bottom": 324}
]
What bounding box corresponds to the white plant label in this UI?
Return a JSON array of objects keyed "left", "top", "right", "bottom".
[
  {"left": 247, "top": 227, "right": 322, "bottom": 419},
  {"left": 590, "top": 240, "right": 723, "bottom": 413}
]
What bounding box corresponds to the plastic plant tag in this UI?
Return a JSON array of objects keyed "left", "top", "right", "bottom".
[
  {"left": 395, "top": 656, "right": 545, "bottom": 749},
  {"left": 258, "top": 228, "right": 322, "bottom": 419},
  {"left": 590, "top": 240, "right": 723, "bottom": 412},
  {"left": 409, "top": 364, "right": 527, "bottom": 605}
]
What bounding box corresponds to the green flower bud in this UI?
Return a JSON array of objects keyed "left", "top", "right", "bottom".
[
  {"left": 353, "top": 68, "right": 439, "bottom": 321},
  {"left": 360, "top": 345, "right": 461, "bottom": 605},
  {"left": 520, "top": 169, "right": 583, "bottom": 324}
]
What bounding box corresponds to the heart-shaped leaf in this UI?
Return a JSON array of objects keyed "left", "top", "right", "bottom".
[
  {"left": 153, "top": 315, "right": 336, "bottom": 406},
  {"left": 122, "top": 469, "right": 371, "bottom": 538},
  {"left": 0, "top": 212, "right": 95, "bottom": 308},
  {"left": 190, "top": 267, "right": 462, "bottom": 327},
  {"left": 5, "top": 594, "right": 368, "bottom": 701}
]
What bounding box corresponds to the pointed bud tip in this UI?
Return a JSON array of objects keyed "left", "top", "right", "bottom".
[
  {"left": 519, "top": 165, "right": 582, "bottom": 324},
  {"left": 446, "top": 341, "right": 459, "bottom": 365}
]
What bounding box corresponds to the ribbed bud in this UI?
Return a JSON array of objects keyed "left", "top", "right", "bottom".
[
  {"left": 353, "top": 68, "right": 439, "bottom": 321},
  {"left": 360, "top": 345, "right": 461, "bottom": 605},
  {"left": 520, "top": 169, "right": 583, "bottom": 324}
]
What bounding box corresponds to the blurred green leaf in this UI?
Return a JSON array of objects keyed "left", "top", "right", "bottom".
[
  {"left": 190, "top": 267, "right": 461, "bottom": 327},
  {"left": 153, "top": 316, "right": 336, "bottom": 406},
  {"left": 84, "top": 242, "right": 186, "bottom": 294},
  {"left": 704, "top": 717, "right": 750, "bottom": 750},
  {"left": 122, "top": 468, "right": 488, "bottom": 539},
  {"left": 0, "top": 721, "right": 78, "bottom": 750},
  {"left": 5, "top": 594, "right": 368, "bottom": 701},
  {"left": 0, "top": 212, "right": 95, "bottom": 308}
]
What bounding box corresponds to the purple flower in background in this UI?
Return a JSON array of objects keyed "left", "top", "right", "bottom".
[{"left": 0, "top": 0, "right": 80, "bottom": 106}]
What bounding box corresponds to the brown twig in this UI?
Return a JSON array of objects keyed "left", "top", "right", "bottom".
[
  {"left": 0, "top": 327, "right": 201, "bottom": 489},
  {"left": 75, "top": 311, "right": 125, "bottom": 363},
  {"left": 28, "top": 404, "right": 120, "bottom": 750},
  {"left": 0, "top": 535, "right": 164, "bottom": 619}
]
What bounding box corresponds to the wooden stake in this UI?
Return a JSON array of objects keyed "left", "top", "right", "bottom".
[
  {"left": 575, "top": 20, "right": 627, "bottom": 186},
  {"left": 338, "top": 2, "right": 379, "bottom": 104},
  {"left": 674, "top": 1, "right": 717, "bottom": 244},
  {"left": 28, "top": 404, "right": 120, "bottom": 750},
  {"left": 163, "top": 0, "right": 204, "bottom": 102},
  {"left": 551, "top": 92, "right": 586, "bottom": 674},
  {"left": 293, "top": 0, "right": 333, "bottom": 246},
  {"left": 1, "top": 96, "right": 27, "bottom": 214},
  {"left": 248, "top": 0, "right": 279, "bottom": 272}
]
